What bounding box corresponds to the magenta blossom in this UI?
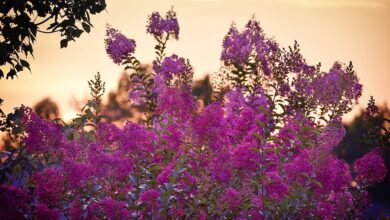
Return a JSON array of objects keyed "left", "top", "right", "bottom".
[
  {"left": 139, "top": 189, "right": 160, "bottom": 211},
  {"left": 147, "top": 9, "right": 179, "bottom": 40},
  {"left": 354, "top": 148, "right": 387, "bottom": 184},
  {"left": 105, "top": 26, "right": 136, "bottom": 64},
  {"left": 220, "top": 187, "right": 242, "bottom": 209}
]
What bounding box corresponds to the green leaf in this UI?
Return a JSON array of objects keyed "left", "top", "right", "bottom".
[
  {"left": 73, "top": 131, "right": 80, "bottom": 140},
  {"left": 297, "top": 172, "right": 310, "bottom": 179},
  {"left": 169, "top": 175, "right": 176, "bottom": 184},
  {"left": 267, "top": 136, "right": 279, "bottom": 142},
  {"left": 312, "top": 180, "right": 323, "bottom": 188},
  {"left": 85, "top": 108, "right": 94, "bottom": 119},
  {"left": 253, "top": 133, "right": 265, "bottom": 142},
  {"left": 150, "top": 164, "right": 161, "bottom": 172},
  {"left": 86, "top": 131, "right": 96, "bottom": 141}
]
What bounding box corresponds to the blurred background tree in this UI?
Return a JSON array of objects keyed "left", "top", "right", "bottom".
[
  {"left": 0, "top": 0, "right": 106, "bottom": 79},
  {"left": 336, "top": 103, "right": 390, "bottom": 218},
  {"left": 192, "top": 75, "right": 213, "bottom": 107},
  {"left": 71, "top": 69, "right": 214, "bottom": 124},
  {"left": 33, "top": 97, "right": 60, "bottom": 120},
  {"left": 100, "top": 71, "right": 139, "bottom": 124}
]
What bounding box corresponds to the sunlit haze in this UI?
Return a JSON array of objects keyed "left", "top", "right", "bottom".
[{"left": 1, "top": 0, "right": 389, "bottom": 122}]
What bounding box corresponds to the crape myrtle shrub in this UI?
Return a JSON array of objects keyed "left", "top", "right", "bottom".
[{"left": 0, "top": 8, "right": 388, "bottom": 220}]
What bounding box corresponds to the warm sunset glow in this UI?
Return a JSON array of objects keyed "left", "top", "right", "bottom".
[
  {"left": 1, "top": 0, "right": 389, "bottom": 121},
  {"left": 1, "top": 2, "right": 389, "bottom": 218}
]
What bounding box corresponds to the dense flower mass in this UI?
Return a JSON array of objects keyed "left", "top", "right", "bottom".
[
  {"left": 100, "top": 197, "right": 130, "bottom": 219},
  {"left": 309, "top": 62, "right": 362, "bottom": 107},
  {"left": 220, "top": 187, "right": 242, "bottom": 209},
  {"left": 317, "top": 117, "right": 346, "bottom": 151},
  {"left": 0, "top": 7, "right": 386, "bottom": 220},
  {"left": 105, "top": 26, "right": 136, "bottom": 64},
  {"left": 0, "top": 185, "right": 29, "bottom": 219},
  {"left": 265, "top": 171, "right": 290, "bottom": 201},
  {"left": 35, "top": 204, "right": 61, "bottom": 220},
  {"left": 23, "top": 108, "right": 65, "bottom": 154},
  {"left": 139, "top": 189, "right": 160, "bottom": 213},
  {"left": 32, "top": 168, "right": 65, "bottom": 207},
  {"left": 314, "top": 154, "right": 352, "bottom": 193},
  {"left": 354, "top": 148, "right": 387, "bottom": 184}
]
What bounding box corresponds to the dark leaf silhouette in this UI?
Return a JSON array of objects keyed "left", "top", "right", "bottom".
[{"left": 0, "top": 0, "right": 107, "bottom": 79}]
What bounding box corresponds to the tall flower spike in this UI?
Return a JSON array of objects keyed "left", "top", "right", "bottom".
[{"left": 105, "top": 25, "right": 136, "bottom": 64}]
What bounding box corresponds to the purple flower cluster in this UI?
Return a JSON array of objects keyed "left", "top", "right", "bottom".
[
  {"left": 303, "top": 62, "right": 363, "bottom": 109},
  {"left": 147, "top": 9, "right": 179, "bottom": 40},
  {"left": 193, "top": 102, "right": 228, "bottom": 151},
  {"left": 156, "top": 87, "right": 195, "bottom": 119},
  {"left": 23, "top": 110, "right": 65, "bottom": 154},
  {"left": 152, "top": 54, "right": 193, "bottom": 93},
  {"left": 221, "top": 18, "right": 278, "bottom": 75},
  {"left": 63, "top": 159, "right": 91, "bottom": 189},
  {"left": 354, "top": 148, "right": 387, "bottom": 184},
  {"left": 157, "top": 163, "right": 174, "bottom": 184},
  {"left": 139, "top": 189, "right": 160, "bottom": 210},
  {"left": 221, "top": 26, "right": 253, "bottom": 66},
  {"left": 220, "top": 187, "right": 242, "bottom": 209},
  {"left": 265, "top": 171, "right": 290, "bottom": 201},
  {"left": 100, "top": 197, "right": 130, "bottom": 219},
  {"left": 317, "top": 117, "right": 346, "bottom": 151},
  {"left": 96, "top": 122, "right": 121, "bottom": 146},
  {"left": 120, "top": 122, "right": 156, "bottom": 153},
  {"left": 32, "top": 168, "right": 65, "bottom": 207},
  {"left": 35, "top": 204, "right": 61, "bottom": 220},
  {"left": 314, "top": 154, "right": 352, "bottom": 193},
  {"left": 158, "top": 54, "right": 187, "bottom": 79},
  {"left": 315, "top": 191, "right": 353, "bottom": 219},
  {"left": 283, "top": 150, "right": 313, "bottom": 184},
  {"left": 105, "top": 26, "right": 136, "bottom": 64}
]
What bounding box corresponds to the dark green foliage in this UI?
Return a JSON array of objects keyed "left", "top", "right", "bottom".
[
  {"left": 363, "top": 96, "right": 390, "bottom": 148},
  {"left": 0, "top": 0, "right": 106, "bottom": 79}
]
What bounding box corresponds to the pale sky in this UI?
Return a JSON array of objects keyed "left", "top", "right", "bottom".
[{"left": 0, "top": 0, "right": 389, "bottom": 122}]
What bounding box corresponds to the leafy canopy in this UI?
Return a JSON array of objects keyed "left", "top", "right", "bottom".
[{"left": 0, "top": 0, "right": 106, "bottom": 79}]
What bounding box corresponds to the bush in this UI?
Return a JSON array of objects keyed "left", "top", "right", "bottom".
[{"left": 0, "top": 8, "right": 387, "bottom": 219}]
